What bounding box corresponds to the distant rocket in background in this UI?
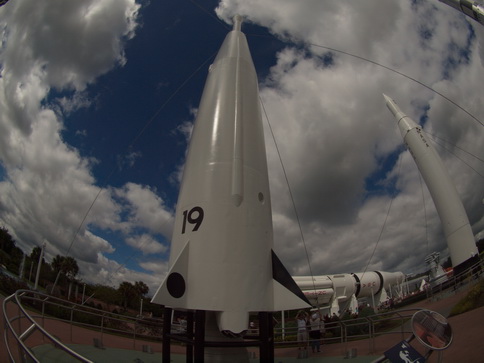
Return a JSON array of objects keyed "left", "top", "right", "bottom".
[
  {"left": 383, "top": 94, "right": 479, "bottom": 276},
  {"left": 152, "top": 16, "right": 309, "bottom": 335}
]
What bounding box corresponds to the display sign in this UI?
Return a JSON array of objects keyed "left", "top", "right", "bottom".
[{"left": 384, "top": 340, "right": 425, "bottom": 363}]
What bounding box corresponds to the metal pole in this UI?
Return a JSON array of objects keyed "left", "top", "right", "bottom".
[
  {"left": 133, "top": 319, "right": 136, "bottom": 349},
  {"left": 51, "top": 271, "right": 62, "bottom": 295},
  {"left": 41, "top": 299, "right": 46, "bottom": 343},
  {"left": 100, "top": 315, "right": 104, "bottom": 346},
  {"left": 367, "top": 318, "right": 372, "bottom": 354},
  {"left": 28, "top": 262, "right": 33, "bottom": 283},
  {"left": 19, "top": 324, "right": 37, "bottom": 342},
  {"left": 17, "top": 303, "right": 23, "bottom": 359},
  {"left": 187, "top": 311, "right": 194, "bottom": 363},
  {"left": 437, "top": 349, "right": 443, "bottom": 363},
  {"left": 259, "top": 312, "right": 274, "bottom": 362},
  {"left": 371, "top": 287, "right": 377, "bottom": 313},
  {"left": 162, "top": 307, "right": 172, "bottom": 362},
  {"left": 68, "top": 281, "right": 72, "bottom": 300},
  {"left": 281, "top": 310, "right": 285, "bottom": 341},
  {"left": 34, "top": 242, "right": 45, "bottom": 290},
  {"left": 70, "top": 308, "right": 74, "bottom": 342},
  {"left": 194, "top": 310, "right": 205, "bottom": 363}
]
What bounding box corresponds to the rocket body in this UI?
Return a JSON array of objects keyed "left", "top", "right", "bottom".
[
  {"left": 152, "top": 17, "right": 309, "bottom": 334},
  {"left": 383, "top": 94, "right": 478, "bottom": 274},
  {"left": 294, "top": 271, "right": 405, "bottom": 311}
]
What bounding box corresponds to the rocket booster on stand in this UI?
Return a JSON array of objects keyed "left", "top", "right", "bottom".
[
  {"left": 152, "top": 16, "right": 310, "bottom": 335},
  {"left": 439, "top": 0, "right": 484, "bottom": 26},
  {"left": 383, "top": 94, "right": 479, "bottom": 275},
  {"left": 294, "top": 270, "right": 405, "bottom": 313}
]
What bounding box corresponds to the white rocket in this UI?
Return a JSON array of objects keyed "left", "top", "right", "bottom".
[
  {"left": 294, "top": 271, "right": 405, "bottom": 314},
  {"left": 383, "top": 94, "right": 479, "bottom": 275},
  {"left": 439, "top": 0, "right": 484, "bottom": 26},
  {"left": 152, "top": 16, "right": 310, "bottom": 335}
]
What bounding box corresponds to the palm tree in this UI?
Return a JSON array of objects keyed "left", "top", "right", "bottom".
[
  {"left": 51, "top": 255, "right": 79, "bottom": 280},
  {"left": 27, "top": 246, "right": 42, "bottom": 283},
  {"left": 118, "top": 281, "right": 138, "bottom": 310},
  {"left": 134, "top": 281, "right": 149, "bottom": 297},
  {"left": 29, "top": 246, "right": 44, "bottom": 264},
  {"left": 51, "top": 255, "right": 80, "bottom": 298}
]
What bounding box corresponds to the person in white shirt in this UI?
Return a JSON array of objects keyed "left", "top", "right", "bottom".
[
  {"left": 309, "top": 311, "right": 322, "bottom": 353},
  {"left": 296, "top": 310, "right": 308, "bottom": 350}
]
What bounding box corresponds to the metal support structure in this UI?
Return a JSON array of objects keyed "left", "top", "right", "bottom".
[
  {"left": 259, "top": 312, "right": 274, "bottom": 362},
  {"left": 34, "top": 242, "right": 45, "bottom": 290},
  {"left": 193, "top": 310, "right": 205, "bottom": 362},
  {"left": 161, "top": 307, "right": 277, "bottom": 362},
  {"left": 186, "top": 312, "right": 194, "bottom": 363},
  {"left": 162, "top": 307, "right": 172, "bottom": 362}
]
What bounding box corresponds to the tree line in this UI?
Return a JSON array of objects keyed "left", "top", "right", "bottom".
[{"left": 0, "top": 227, "right": 162, "bottom": 316}]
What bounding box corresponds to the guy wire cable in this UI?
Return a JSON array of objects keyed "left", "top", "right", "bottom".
[
  {"left": 260, "top": 96, "right": 321, "bottom": 309},
  {"left": 425, "top": 131, "right": 484, "bottom": 178},
  {"left": 246, "top": 32, "right": 483, "bottom": 128},
  {"left": 52, "top": 50, "right": 218, "bottom": 292},
  {"left": 361, "top": 147, "right": 404, "bottom": 278}
]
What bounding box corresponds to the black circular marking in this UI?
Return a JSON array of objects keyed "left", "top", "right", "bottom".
[
  {"left": 167, "top": 272, "right": 186, "bottom": 298},
  {"left": 373, "top": 271, "right": 384, "bottom": 295},
  {"left": 352, "top": 273, "right": 361, "bottom": 297}
]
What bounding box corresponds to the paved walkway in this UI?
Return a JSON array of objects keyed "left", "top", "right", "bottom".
[{"left": 1, "top": 281, "right": 483, "bottom": 362}]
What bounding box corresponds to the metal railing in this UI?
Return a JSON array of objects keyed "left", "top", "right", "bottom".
[
  {"left": 3, "top": 290, "right": 164, "bottom": 362},
  {"left": 268, "top": 308, "right": 417, "bottom": 355},
  {"left": 3, "top": 258, "right": 482, "bottom": 361},
  {"left": 425, "top": 258, "right": 483, "bottom": 300}
]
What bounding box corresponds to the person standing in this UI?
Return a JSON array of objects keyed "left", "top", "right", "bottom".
[
  {"left": 309, "top": 311, "right": 322, "bottom": 353},
  {"left": 296, "top": 310, "right": 308, "bottom": 350}
]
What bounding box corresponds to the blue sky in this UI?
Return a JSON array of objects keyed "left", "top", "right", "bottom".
[{"left": 0, "top": 0, "right": 483, "bottom": 293}]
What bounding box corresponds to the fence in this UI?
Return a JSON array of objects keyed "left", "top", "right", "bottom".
[
  {"left": 1, "top": 290, "right": 423, "bottom": 361},
  {"left": 3, "top": 258, "right": 482, "bottom": 361},
  {"left": 3, "top": 290, "right": 164, "bottom": 362}
]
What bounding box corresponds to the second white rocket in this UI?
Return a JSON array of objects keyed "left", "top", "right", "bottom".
[{"left": 383, "top": 94, "right": 479, "bottom": 275}]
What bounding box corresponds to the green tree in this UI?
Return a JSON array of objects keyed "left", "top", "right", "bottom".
[
  {"left": 91, "top": 284, "right": 120, "bottom": 306},
  {"left": 0, "top": 227, "right": 24, "bottom": 274},
  {"left": 29, "top": 246, "right": 45, "bottom": 265},
  {"left": 134, "top": 280, "right": 149, "bottom": 297},
  {"left": 118, "top": 281, "right": 138, "bottom": 310},
  {"left": 0, "top": 227, "right": 16, "bottom": 253},
  {"left": 27, "top": 246, "right": 43, "bottom": 281},
  {"left": 51, "top": 255, "right": 79, "bottom": 280},
  {"left": 116, "top": 280, "right": 150, "bottom": 310}
]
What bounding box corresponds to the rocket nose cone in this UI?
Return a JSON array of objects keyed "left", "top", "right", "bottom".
[
  {"left": 233, "top": 15, "right": 243, "bottom": 31},
  {"left": 382, "top": 93, "right": 397, "bottom": 111},
  {"left": 382, "top": 93, "right": 399, "bottom": 118}
]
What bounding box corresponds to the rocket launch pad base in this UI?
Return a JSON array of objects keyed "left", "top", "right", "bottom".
[{"left": 162, "top": 307, "right": 275, "bottom": 362}]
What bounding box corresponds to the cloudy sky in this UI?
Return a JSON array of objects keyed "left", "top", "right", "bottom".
[{"left": 0, "top": 0, "right": 482, "bottom": 294}]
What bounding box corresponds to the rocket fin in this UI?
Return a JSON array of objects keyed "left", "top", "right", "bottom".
[
  {"left": 272, "top": 250, "right": 311, "bottom": 309},
  {"left": 151, "top": 240, "right": 190, "bottom": 307}
]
